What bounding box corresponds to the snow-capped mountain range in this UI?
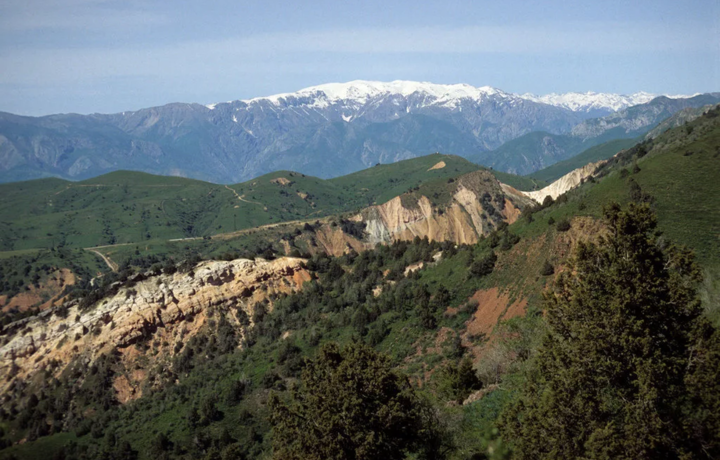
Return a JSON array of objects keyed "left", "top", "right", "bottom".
[
  {"left": 208, "top": 80, "right": 689, "bottom": 118},
  {"left": 520, "top": 91, "right": 658, "bottom": 114},
  {"left": 1, "top": 80, "right": 716, "bottom": 184}
]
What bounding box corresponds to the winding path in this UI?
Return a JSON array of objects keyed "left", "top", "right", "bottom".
[
  {"left": 224, "top": 185, "right": 264, "bottom": 206},
  {"left": 86, "top": 248, "right": 119, "bottom": 272}
]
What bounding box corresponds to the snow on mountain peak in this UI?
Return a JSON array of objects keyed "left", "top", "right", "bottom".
[
  {"left": 241, "top": 80, "right": 513, "bottom": 109},
  {"left": 225, "top": 81, "right": 696, "bottom": 115},
  {"left": 520, "top": 91, "right": 659, "bottom": 113}
]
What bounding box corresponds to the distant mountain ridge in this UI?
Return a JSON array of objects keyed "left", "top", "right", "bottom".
[
  {"left": 232, "top": 81, "right": 680, "bottom": 117},
  {"left": 470, "top": 94, "right": 720, "bottom": 175},
  {"left": 520, "top": 91, "right": 659, "bottom": 116},
  {"left": 0, "top": 80, "right": 714, "bottom": 184}
]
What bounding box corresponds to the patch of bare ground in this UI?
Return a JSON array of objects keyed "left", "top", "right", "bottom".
[
  {"left": 463, "top": 384, "right": 500, "bottom": 405},
  {"left": 2, "top": 269, "right": 76, "bottom": 313},
  {"left": 312, "top": 225, "right": 368, "bottom": 257},
  {"left": 502, "top": 198, "right": 522, "bottom": 224},
  {"left": 465, "top": 288, "right": 527, "bottom": 338},
  {"left": 270, "top": 177, "right": 292, "bottom": 186},
  {"left": 427, "top": 161, "right": 446, "bottom": 171},
  {"left": 404, "top": 261, "right": 424, "bottom": 276}
]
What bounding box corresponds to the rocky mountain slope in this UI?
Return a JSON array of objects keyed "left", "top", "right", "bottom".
[
  {"left": 470, "top": 94, "right": 720, "bottom": 174},
  {"left": 356, "top": 169, "right": 532, "bottom": 245},
  {"left": 0, "top": 164, "right": 535, "bottom": 398},
  {"left": 276, "top": 167, "right": 536, "bottom": 257},
  {"left": 0, "top": 81, "right": 708, "bottom": 184},
  {"left": 520, "top": 90, "right": 658, "bottom": 117},
  {"left": 0, "top": 257, "right": 310, "bottom": 401}
]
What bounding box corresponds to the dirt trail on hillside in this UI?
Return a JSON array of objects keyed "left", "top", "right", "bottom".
[
  {"left": 213, "top": 216, "right": 333, "bottom": 241},
  {"left": 87, "top": 249, "right": 118, "bottom": 272},
  {"left": 225, "top": 185, "right": 263, "bottom": 206}
]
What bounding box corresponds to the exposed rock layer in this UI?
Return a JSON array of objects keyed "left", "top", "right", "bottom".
[
  {"left": 0, "top": 257, "right": 310, "bottom": 398},
  {"left": 522, "top": 161, "right": 604, "bottom": 203}
]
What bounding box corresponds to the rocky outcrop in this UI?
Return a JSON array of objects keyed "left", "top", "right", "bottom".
[
  {"left": 0, "top": 257, "right": 310, "bottom": 398},
  {"left": 290, "top": 170, "right": 533, "bottom": 256},
  {"left": 357, "top": 170, "right": 531, "bottom": 245}
]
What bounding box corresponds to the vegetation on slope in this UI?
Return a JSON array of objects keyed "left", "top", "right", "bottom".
[
  {"left": 1, "top": 107, "right": 720, "bottom": 459},
  {"left": 503, "top": 203, "right": 720, "bottom": 459},
  {"left": 0, "top": 154, "right": 478, "bottom": 251},
  {"left": 0, "top": 154, "right": 483, "bottom": 300},
  {"left": 527, "top": 137, "right": 638, "bottom": 183}
]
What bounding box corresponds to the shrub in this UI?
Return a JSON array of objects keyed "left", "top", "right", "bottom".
[
  {"left": 540, "top": 261, "right": 554, "bottom": 276},
  {"left": 556, "top": 219, "right": 571, "bottom": 232},
  {"left": 469, "top": 252, "right": 497, "bottom": 278}
]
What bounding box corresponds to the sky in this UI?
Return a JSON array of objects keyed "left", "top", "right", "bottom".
[{"left": 0, "top": 0, "right": 717, "bottom": 116}]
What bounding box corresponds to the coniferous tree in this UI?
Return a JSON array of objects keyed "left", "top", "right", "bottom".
[
  {"left": 438, "top": 357, "right": 482, "bottom": 404},
  {"left": 269, "top": 341, "right": 444, "bottom": 459},
  {"left": 501, "top": 202, "right": 720, "bottom": 459}
]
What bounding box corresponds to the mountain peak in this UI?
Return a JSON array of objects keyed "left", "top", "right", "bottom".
[
  {"left": 519, "top": 91, "right": 659, "bottom": 113},
  {"left": 239, "top": 80, "right": 513, "bottom": 109},
  {"left": 220, "top": 80, "right": 695, "bottom": 115}
]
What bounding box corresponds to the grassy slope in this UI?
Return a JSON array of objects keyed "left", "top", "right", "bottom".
[
  {"left": 328, "top": 153, "right": 480, "bottom": 205},
  {"left": 488, "top": 169, "right": 547, "bottom": 191},
  {"left": 514, "top": 108, "right": 720, "bottom": 272},
  {"left": 0, "top": 154, "right": 481, "bottom": 252},
  {"left": 528, "top": 137, "right": 639, "bottom": 183},
  {"left": 0, "top": 154, "right": 490, "bottom": 300}
]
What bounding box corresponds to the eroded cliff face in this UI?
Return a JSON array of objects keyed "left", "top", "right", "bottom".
[
  {"left": 0, "top": 257, "right": 310, "bottom": 401},
  {"left": 522, "top": 161, "right": 604, "bottom": 203},
  {"left": 356, "top": 170, "right": 533, "bottom": 246}
]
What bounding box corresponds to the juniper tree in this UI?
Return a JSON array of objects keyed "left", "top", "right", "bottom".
[
  {"left": 501, "top": 202, "right": 720, "bottom": 459},
  {"left": 269, "top": 341, "right": 445, "bottom": 460}
]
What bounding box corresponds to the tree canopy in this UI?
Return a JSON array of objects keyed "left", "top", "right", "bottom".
[
  {"left": 501, "top": 202, "right": 720, "bottom": 459},
  {"left": 269, "top": 341, "right": 444, "bottom": 460}
]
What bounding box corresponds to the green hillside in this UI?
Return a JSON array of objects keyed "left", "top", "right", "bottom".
[
  {"left": 328, "top": 153, "right": 481, "bottom": 204},
  {"left": 0, "top": 153, "right": 499, "bottom": 304},
  {"left": 0, "top": 154, "right": 475, "bottom": 252},
  {"left": 513, "top": 105, "right": 720, "bottom": 273},
  {"left": 488, "top": 168, "right": 547, "bottom": 191},
  {"left": 528, "top": 137, "right": 638, "bottom": 183}
]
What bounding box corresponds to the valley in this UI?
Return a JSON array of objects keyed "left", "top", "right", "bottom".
[{"left": 0, "top": 104, "right": 718, "bottom": 459}]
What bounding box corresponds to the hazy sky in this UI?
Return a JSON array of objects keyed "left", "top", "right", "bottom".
[{"left": 1, "top": 0, "right": 717, "bottom": 115}]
